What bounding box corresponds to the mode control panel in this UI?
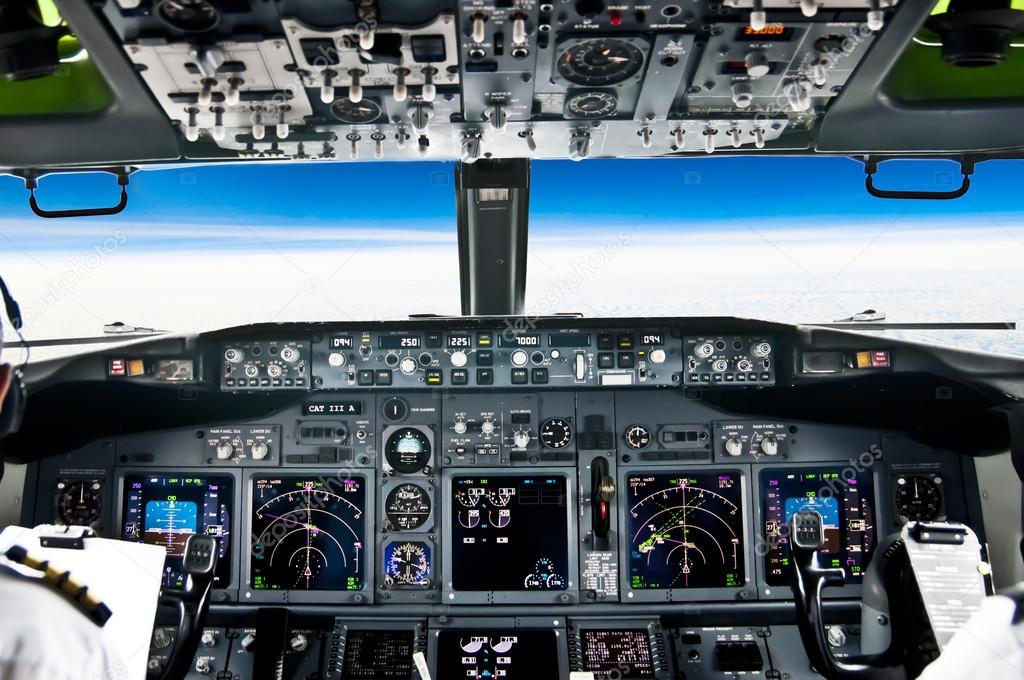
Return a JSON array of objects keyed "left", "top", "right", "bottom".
[
  {"left": 684, "top": 335, "right": 775, "bottom": 386},
  {"left": 221, "top": 340, "right": 309, "bottom": 390},
  {"left": 305, "top": 328, "right": 683, "bottom": 391}
]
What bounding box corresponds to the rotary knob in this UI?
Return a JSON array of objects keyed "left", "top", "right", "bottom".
[
  {"left": 694, "top": 342, "right": 714, "bottom": 358},
  {"left": 453, "top": 418, "right": 468, "bottom": 435},
  {"left": 481, "top": 419, "right": 496, "bottom": 435},
  {"left": 267, "top": 363, "right": 283, "bottom": 378},
  {"left": 224, "top": 348, "right": 244, "bottom": 363},
  {"left": 240, "top": 633, "right": 256, "bottom": 652},
  {"left": 760, "top": 435, "right": 779, "bottom": 456},
  {"left": 215, "top": 442, "right": 234, "bottom": 460},
  {"left": 450, "top": 350, "right": 468, "bottom": 368},
  {"left": 251, "top": 442, "right": 269, "bottom": 460},
  {"left": 400, "top": 357, "right": 418, "bottom": 375},
  {"left": 195, "top": 658, "right": 211, "bottom": 675},
  {"left": 201, "top": 631, "right": 216, "bottom": 648},
  {"left": 649, "top": 348, "right": 666, "bottom": 364},
  {"left": 737, "top": 358, "right": 754, "bottom": 373},
  {"left": 510, "top": 349, "right": 529, "bottom": 367},
  {"left": 724, "top": 437, "right": 744, "bottom": 457},
  {"left": 513, "top": 429, "right": 530, "bottom": 448},
  {"left": 711, "top": 358, "right": 729, "bottom": 373},
  {"left": 243, "top": 364, "right": 259, "bottom": 378},
  {"left": 280, "top": 346, "right": 299, "bottom": 363},
  {"left": 290, "top": 634, "right": 309, "bottom": 652},
  {"left": 746, "top": 50, "right": 770, "bottom": 79},
  {"left": 752, "top": 342, "right": 772, "bottom": 357},
  {"left": 328, "top": 352, "right": 346, "bottom": 368},
  {"left": 731, "top": 81, "right": 753, "bottom": 109}
]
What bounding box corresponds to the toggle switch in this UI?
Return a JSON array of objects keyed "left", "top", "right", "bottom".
[
  {"left": 197, "top": 77, "right": 215, "bottom": 107},
  {"left": 210, "top": 107, "right": 226, "bottom": 141},
  {"left": 471, "top": 14, "right": 486, "bottom": 44},
  {"left": 276, "top": 108, "right": 289, "bottom": 139},
  {"left": 753, "top": 126, "right": 766, "bottom": 149},
  {"left": 251, "top": 109, "right": 265, "bottom": 140},
  {"left": 393, "top": 67, "right": 409, "bottom": 102},
  {"left": 800, "top": 0, "right": 818, "bottom": 17},
  {"left": 421, "top": 67, "right": 437, "bottom": 102},
  {"left": 568, "top": 130, "right": 591, "bottom": 161},
  {"left": 512, "top": 14, "right": 527, "bottom": 45},
  {"left": 348, "top": 70, "right": 364, "bottom": 103},
  {"left": 347, "top": 133, "right": 361, "bottom": 160},
  {"left": 638, "top": 126, "right": 653, "bottom": 148},
  {"left": 371, "top": 132, "right": 385, "bottom": 159},
  {"left": 358, "top": 24, "right": 374, "bottom": 50},
  {"left": 225, "top": 76, "right": 242, "bottom": 106},
  {"left": 460, "top": 133, "right": 482, "bottom": 163},
  {"left": 703, "top": 128, "right": 717, "bottom": 154},
  {"left": 320, "top": 69, "right": 336, "bottom": 104},
  {"left": 672, "top": 127, "right": 685, "bottom": 149},
  {"left": 184, "top": 107, "right": 200, "bottom": 142},
  {"left": 729, "top": 127, "right": 742, "bottom": 148}
]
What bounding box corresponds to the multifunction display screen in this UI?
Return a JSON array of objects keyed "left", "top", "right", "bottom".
[
  {"left": 626, "top": 472, "right": 745, "bottom": 589},
  {"left": 761, "top": 468, "right": 876, "bottom": 585},
  {"left": 250, "top": 476, "right": 366, "bottom": 591},
  {"left": 450, "top": 475, "right": 569, "bottom": 592},
  {"left": 581, "top": 629, "right": 656, "bottom": 678},
  {"left": 341, "top": 629, "right": 415, "bottom": 679},
  {"left": 121, "top": 474, "right": 233, "bottom": 589},
  {"left": 436, "top": 630, "right": 560, "bottom": 680}
]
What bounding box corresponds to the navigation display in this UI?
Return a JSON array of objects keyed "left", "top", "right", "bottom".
[
  {"left": 250, "top": 476, "right": 366, "bottom": 591},
  {"left": 342, "top": 629, "right": 415, "bottom": 679},
  {"left": 121, "top": 474, "right": 232, "bottom": 589},
  {"left": 581, "top": 629, "right": 656, "bottom": 678},
  {"left": 450, "top": 475, "right": 569, "bottom": 592},
  {"left": 436, "top": 630, "right": 560, "bottom": 680},
  {"left": 761, "top": 468, "right": 876, "bottom": 585},
  {"left": 626, "top": 472, "right": 745, "bottom": 589}
]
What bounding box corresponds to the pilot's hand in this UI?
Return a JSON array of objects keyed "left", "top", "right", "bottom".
[{"left": 916, "top": 592, "right": 1024, "bottom": 680}]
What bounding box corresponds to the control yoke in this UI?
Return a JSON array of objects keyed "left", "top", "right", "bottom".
[
  {"left": 150, "top": 535, "right": 218, "bottom": 680},
  {"left": 787, "top": 510, "right": 907, "bottom": 680}
]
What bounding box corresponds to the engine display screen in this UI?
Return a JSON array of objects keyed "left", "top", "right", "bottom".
[
  {"left": 450, "top": 475, "right": 569, "bottom": 592},
  {"left": 626, "top": 472, "right": 745, "bottom": 589},
  {"left": 436, "top": 630, "right": 560, "bottom": 680},
  {"left": 250, "top": 476, "right": 366, "bottom": 591},
  {"left": 761, "top": 468, "right": 876, "bottom": 585},
  {"left": 581, "top": 629, "right": 656, "bottom": 678},
  {"left": 121, "top": 474, "right": 232, "bottom": 589},
  {"left": 341, "top": 629, "right": 415, "bottom": 679}
]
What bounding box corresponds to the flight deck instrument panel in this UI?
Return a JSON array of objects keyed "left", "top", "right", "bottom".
[
  {"left": 25, "top": 316, "right": 987, "bottom": 679},
  {"left": 98, "top": 0, "right": 899, "bottom": 162}
]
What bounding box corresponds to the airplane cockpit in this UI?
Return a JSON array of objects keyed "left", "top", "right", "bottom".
[{"left": 1, "top": 1, "right": 1023, "bottom": 679}]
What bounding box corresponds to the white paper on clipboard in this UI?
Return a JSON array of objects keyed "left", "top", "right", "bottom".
[{"left": 0, "top": 525, "right": 166, "bottom": 680}]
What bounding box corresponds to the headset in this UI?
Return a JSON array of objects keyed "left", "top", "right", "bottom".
[{"left": 0, "top": 273, "right": 26, "bottom": 441}]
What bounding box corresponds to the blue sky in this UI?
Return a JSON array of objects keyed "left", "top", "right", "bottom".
[{"left": 0, "top": 156, "right": 1019, "bottom": 252}]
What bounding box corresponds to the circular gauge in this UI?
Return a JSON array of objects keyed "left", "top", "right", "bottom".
[
  {"left": 540, "top": 418, "right": 573, "bottom": 449},
  {"left": 385, "top": 428, "right": 432, "bottom": 474},
  {"left": 385, "top": 483, "right": 432, "bottom": 531},
  {"left": 524, "top": 557, "right": 566, "bottom": 590},
  {"left": 557, "top": 38, "right": 645, "bottom": 86},
  {"left": 566, "top": 91, "right": 618, "bottom": 118},
  {"left": 56, "top": 480, "right": 102, "bottom": 527},
  {"left": 384, "top": 541, "right": 431, "bottom": 587},
  {"left": 895, "top": 476, "right": 943, "bottom": 522},
  {"left": 330, "top": 97, "right": 382, "bottom": 124},
  {"left": 624, "top": 424, "right": 651, "bottom": 450}
]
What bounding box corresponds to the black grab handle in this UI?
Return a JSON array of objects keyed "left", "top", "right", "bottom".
[
  {"left": 863, "top": 157, "right": 976, "bottom": 201},
  {"left": 16, "top": 167, "right": 135, "bottom": 219}
]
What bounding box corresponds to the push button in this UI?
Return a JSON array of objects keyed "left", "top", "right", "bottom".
[
  {"left": 511, "top": 368, "right": 528, "bottom": 384},
  {"left": 425, "top": 369, "right": 443, "bottom": 385},
  {"left": 476, "top": 350, "right": 493, "bottom": 366},
  {"left": 476, "top": 368, "right": 494, "bottom": 385},
  {"left": 597, "top": 333, "right": 614, "bottom": 350},
  {"left": 357, "top": 370, "right": 374, "bottom": 386},
  {"left": 618, "top": 352, "right": 635, "bottom": 368},
  {"left": 598, "top": 352, "right": 614, "bottom": 369},
  {"left": 531, "top": 368, "right": 548, "bottom": 384},
  {"left": 451, "top": 369, "right": 468, "bottom": 385},
  {"left": 375, "top": 369, "right": 392, "bottom": 385}
]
